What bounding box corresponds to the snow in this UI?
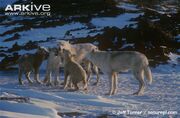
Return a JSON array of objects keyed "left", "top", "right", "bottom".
[
  {"left": 167, "top": 53, "right": 179, "bottom": 65},
  {"left": 93, "top": 41, "right": 99, "bottom": 45},
  {"left": 0, "top": 24, "right": 23, "bottom": 34},
  {"left": 120, "top": 43, "right": 135, "bottom": 49},
  {"left": 153, "top": 53, "right": 180, "bottom": 74},
  {"left": 0, "top": 100, "right": 59, "bottom": 118},
  {"left": 117, "top": 3, "right": 139, "bottom": 11},
  {"left": 17, "top": 22, "right": 85, "bottom": 45},
  {"left": 0, "top": 58, "right": 179, "bottom": 117},
  {"left": 15, "top": 49, "right": 37, "bottom": 55},
  {"left": 0, "top": 22, "right": 102, "bottom": 50},
  {"left": 0, "top": 22, "right": 83, "bottom": 49},
  {"left": 0, "top": 1, "right": 179, "bottom": 117},
  {"left": 91, "top": 13, "right": 143, "bottom": 29}
]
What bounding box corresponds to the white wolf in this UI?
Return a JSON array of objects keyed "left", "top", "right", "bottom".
[
  {"left": 85, "top": 50, "right": 152, "bottom": 95},
  {"left": 43, "top": 48, "right": 63, "bottom": 86},
  {"left": 58, "top": 41, "right": 100, "bottom": 85},
  {"left": 63, "top": 49, "right": 88, "bottom": 91}
]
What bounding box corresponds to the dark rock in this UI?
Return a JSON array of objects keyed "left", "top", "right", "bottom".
[
  {"left": 0, "top": 53, "right": 19, "bottom": 70},
  {"left": 3, "top": 33, "right": 20, "bottom": 42},
  {"left": 7, "top": 42, "right": 22, "bottom": 53}
]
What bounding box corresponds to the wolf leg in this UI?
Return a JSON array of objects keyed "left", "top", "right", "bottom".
[
  {"left": 43, "top": 69, "right": 50, "bottom": 83},
  {"left": 46, "top": 72, "right": 53, "bottom": 86},
  {"left": 86, "top": 62, "right": 92, "bottom": 82},
  {"left": 18, "top": 68, "right": 23, "bottom": 85},
  {"left": 73, "top": 82, "right": 79, "bottom": 91},
  {"left": 93, "top": 65, "right": 100, "bottom": 86},
  {"left": 63, "top": 72, "right": 69, "bottom": 89},
  {"left": 34, "top": 68, "right": 42, "bottom": 84},
  {"left": 112, "top": 72, "right": 118, "bottom": 95},
  {"left": 54, "top": 68, "right": 60, "bottom": 86},
  {"left": 25, "top": 72, "right": 33, "bottom": 84},
  {"left": 83, "top": 78, "right": 88, "bottom": 91},
  {"left": 133, "top": 69, "right": 145, "bottom": 95},
  {"left": 106, "top": 73, "right": 114, "bottom": 96}
]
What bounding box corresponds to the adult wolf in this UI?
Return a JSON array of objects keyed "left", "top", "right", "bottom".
[
  {"left": 58, "top": 41, "right": 100, "bottom": 85},
  {"left": 43, "top": 47, "right": 63, "bottom": 86},
  {"left": 63, "top": 49, "right": 87, "bottom": 91},
  {"left": 18, "top": 47, "right": 49, "bottom": 85},
  {"left": 85, "top": 50, "right": 152, "bottom": 96}
]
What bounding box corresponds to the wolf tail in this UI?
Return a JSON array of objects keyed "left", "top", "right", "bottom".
[{"left": 144, "top": 65, "right": 152, "bottom": 84}]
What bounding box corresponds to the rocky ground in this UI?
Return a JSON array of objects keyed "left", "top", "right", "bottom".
[{"left": 0, "top": 0, "right": 179, "bottom": 70}]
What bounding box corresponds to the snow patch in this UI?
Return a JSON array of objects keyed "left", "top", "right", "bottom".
[
  {"left": 0, "top": 63, "right": 179, "bottom": 117},
  {"left": 117, "top": 3, "right": 139, "bottom": 11},
  {"left": 91, "top": 13, "right": 143, "bottom": 29}
]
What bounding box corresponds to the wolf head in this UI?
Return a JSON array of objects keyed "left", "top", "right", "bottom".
[
  {"left": 62, "top": 49, "right": 76, "bottom": 61},
  {"left": 58, "top": 40, "right": 71, "bottom": 52}
]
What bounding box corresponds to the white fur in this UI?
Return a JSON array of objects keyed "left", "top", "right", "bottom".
[
  {"left": 86, "top": 50, "right": 153, "bottom": 96},
  {"left": 63, "top": 50, "right": 87, "bottom": 90},
  {"left": 43, "top": 50, "right": 63, "bottom": 86},
  {"left": 58, "top": 41, "right": 100, "bottom": 85}
]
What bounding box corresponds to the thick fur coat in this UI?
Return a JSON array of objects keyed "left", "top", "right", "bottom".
[
  {"left": 86, "top": 50, "right": 152, "bottom": 95},
  {"left": 63, "top": 49, "right": 87, "bottom": 90}
]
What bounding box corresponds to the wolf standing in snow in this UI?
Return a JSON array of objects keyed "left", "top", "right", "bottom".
[
  {"left": 63, "top": 49, "right": 88, "bottom": 91},
  {"left": 85, "top": 50, "right": 152, "bottom": 95},
  {"left": 43, "top": 47, "right": 63, "bottom": 86},
  {"left": 18, "top": 47, "right": 49, "bottom": 85},
  {"left": 58, "top": 41, "right": 100, "bottom": 85}
]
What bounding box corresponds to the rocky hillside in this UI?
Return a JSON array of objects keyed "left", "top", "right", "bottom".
[{"left": 0, "top": 0, "right": 179, "bottom": 70}]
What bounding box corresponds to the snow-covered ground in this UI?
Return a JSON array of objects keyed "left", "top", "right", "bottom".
[
  {"left": 0, "top": 1, "right": 179, "bottom": 117},
  {"left": 0, "top": 53, "right": 179, "bottom": 118}
]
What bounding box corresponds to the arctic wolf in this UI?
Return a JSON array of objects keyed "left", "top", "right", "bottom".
[
  {"left": 63, "top": 49, "right": 88, "bottom": 91},
  {"left": 43, "top": 47, "right": 63, "bottom": 86},
  {"left": 58, "top": 40, "right": 99, "bottom": 85},
  {"left": 18, "top": 47, "right": 49, "bottom": 85},
  {"left": 85, "top": 50, "right": 152, "bottom": 95}
]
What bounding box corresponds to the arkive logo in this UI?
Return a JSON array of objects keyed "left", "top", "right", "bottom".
[
  {"left": 4, "top": 2, "right": 51, "bottom": 16},
  {"left": 5, "top": 2, "right": 50, "bottom": 11}
]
